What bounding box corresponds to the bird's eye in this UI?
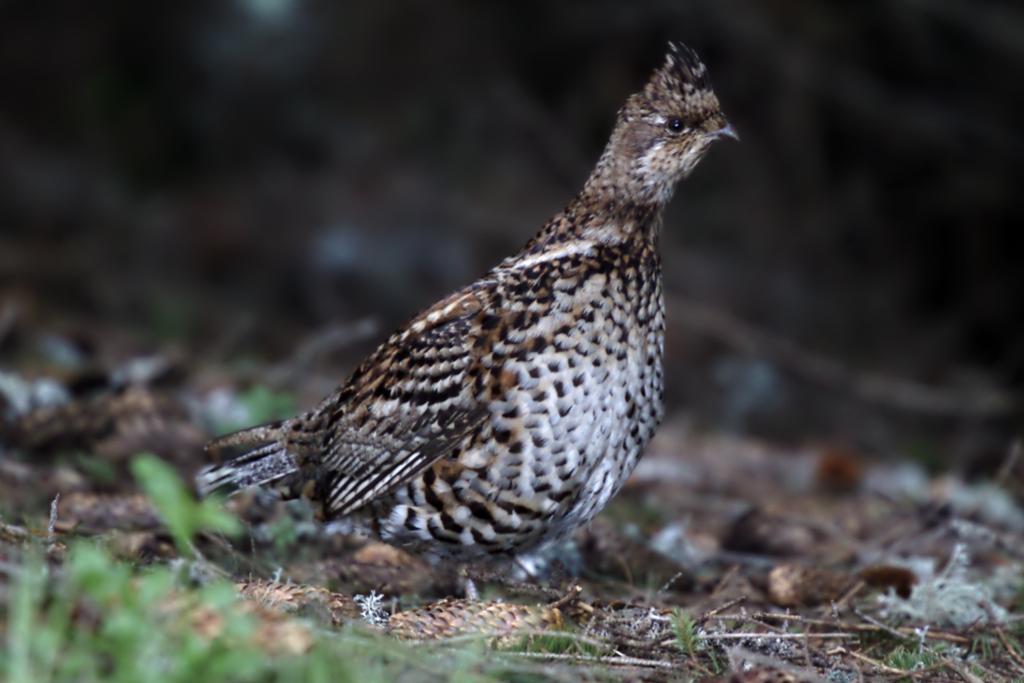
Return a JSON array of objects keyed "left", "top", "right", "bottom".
[{"left": 666, "top": 117, "right": 685, "bottom": 133}]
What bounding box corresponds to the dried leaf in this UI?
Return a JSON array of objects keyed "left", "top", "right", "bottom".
[
  {"left": 342, "top": 542, "right": 439, "bottom": 594},
  {"left": 814, "top": 444, "right": 864, "bottom": 493},
  {"left": 766, "top": 563, "right": 856, "bottom": 607},
  {"left": 858, "top": 564, "right": 917, "bottom": 599}
]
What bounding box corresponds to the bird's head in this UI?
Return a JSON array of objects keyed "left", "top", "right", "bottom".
[{"left": 586, "top": 42, "right": 737, "bottom": 206}]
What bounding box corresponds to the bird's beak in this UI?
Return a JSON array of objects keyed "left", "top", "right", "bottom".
[{"left": 708, "top": 121, "right": 740, "bottom": 142}]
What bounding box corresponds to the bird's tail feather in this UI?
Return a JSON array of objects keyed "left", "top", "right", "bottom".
[{"left": 195, "top": 422, "right": 298, "bottom": 496}]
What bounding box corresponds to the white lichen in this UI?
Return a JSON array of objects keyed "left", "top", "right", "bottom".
[
  {"left": 650, "top": 519, "right": 707, "bottom": 566},
  {"left": 878, "top": 544, "right": 1008, "bottom": 628},
  {"left": 0, "top": 371, "right": 70, "bottom": 420},
  {"left": 354, "top": 590, "right": 388, "bottom": 628},
  {"left": 863, "top": 461, "right": 931, "bottom": 501},
  {"left": 826, "top": 670, "right": 857, "bottom": 683},
  {"left": 941, "top": 479, "right": 1024, "bottom": 532}
]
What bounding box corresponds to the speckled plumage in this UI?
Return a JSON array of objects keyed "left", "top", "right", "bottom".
[{"left": 198, "top": 42, "right": 735, "bottom": 560}]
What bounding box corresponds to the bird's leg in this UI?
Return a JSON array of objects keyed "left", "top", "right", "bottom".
[
  {"left": 459, "top": 567, "right": 480, "bottom": 600},
  {"left": 514, "top": 557, "right": 538, "bottom": 581}
]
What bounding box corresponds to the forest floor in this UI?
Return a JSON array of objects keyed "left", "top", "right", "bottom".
[{"left": 1, "top": 315, "right": 1023, "bottom": 683}]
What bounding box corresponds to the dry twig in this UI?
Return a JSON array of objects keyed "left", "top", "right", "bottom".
[
  {"left": 994, "top": 627, "right": 1024, "bottom": 674},
  {"left": 710, "top": 612, "right": 971, "bottom": 645},
  {"left": 501, "top": 651, "right": 677, "bottom": 670},
  {"left": 700, "top": 631, "right": 855, "bottom": 642},
  {"left": 699, "top": 595, "right": 747, "bottom": 624},
  {"left": 995, "top": 438, "right": 1022, "bottom": 489}
]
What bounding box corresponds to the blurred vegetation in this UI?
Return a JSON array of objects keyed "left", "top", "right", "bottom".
[
  {"left": 132, "top": 454, "right": 240, "bottom": 555},
  {"left": 2, "top": 545, "right": 498, "bottom": 683},
  {"left": 0, "top": 459, "right": 527, "bottom": 683},
  {"left": 2, "top": 1, "right": 1019, "bottom": 468}
]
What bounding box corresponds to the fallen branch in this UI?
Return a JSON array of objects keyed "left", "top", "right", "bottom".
[
  {"left": 699, "top": 595, "right": 747, "bottom": 623},
  {"left": 501, "top": 651, "right": 676, "bottom": 670},
  {"left": 852, "top": 606, "right": 907, "bottom": 641},
  {"left": 946, "top": 659, "right": 986, "bottom": 683},
  {"left": 699, "top": 631, "right": 856, "bottom": 642},
  {"left": 709, "top": 612, "right": 971, "bottom": 645}
]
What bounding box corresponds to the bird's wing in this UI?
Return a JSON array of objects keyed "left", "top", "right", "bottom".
[{"left": 304, "top": 284, "right": 495, "bottom": 517}]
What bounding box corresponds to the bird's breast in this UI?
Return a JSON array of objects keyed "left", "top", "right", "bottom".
[{"left": 478, "top": 257, "right": 666, "bottom": 530}]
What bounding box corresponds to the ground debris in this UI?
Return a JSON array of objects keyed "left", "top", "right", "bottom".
[
  {"left": 698, "top": 665, "right": 819, "bottom": 683},
  {"left": 722, "top": 508, "right": 820, "bottom": 557},
  {"left": 387, "top": 597, "right": 564, "bottom": 641},
  {"left": 236, "top": 579, "right": 361, "bottom": 625},
  {"left": 1, "top": 326, "right": 1022, "bottom": 682},
  {"left": 0, "top": 519, "right": 32, "bottom": 544},
  {"left": 172, "top": 590, "right": 317, "bottom": 655},
  {"left": 332, "top": 541, "right": 444, "bottom": 595},
  {"left": 56, "top": 492, "right": 163, "bottom": 533},
  {"left": 5, "top": 384, "right": 204, "bottom": 465},
  {"left": 766, "top": 564, "right": 857, "bottom": 608},
  {"left": 578, "top": 518, "right": 695, "bottom": 591}
]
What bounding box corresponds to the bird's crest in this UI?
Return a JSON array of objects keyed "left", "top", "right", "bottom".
[{"left": 642, "top": 41, "right": 715, "bottom": 107}]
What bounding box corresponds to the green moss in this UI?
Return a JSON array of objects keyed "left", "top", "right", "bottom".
[
  {"left": 883, "top": 645, "right": 942, "bottom": 672},
  {"left": 672, "top": 609, "right": 700, "bottom": 659},
  {"left": 506, "top": 627, "right": 607, "bottom": 657}
]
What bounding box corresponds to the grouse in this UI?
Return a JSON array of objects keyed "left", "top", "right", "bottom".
[{"left": 197, "top": 42, "right": 737, "bottom": 560}]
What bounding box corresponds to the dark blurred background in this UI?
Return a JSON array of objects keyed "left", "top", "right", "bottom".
[{"left": 1, "top": 1, "right": 1021, "bottom": 468}]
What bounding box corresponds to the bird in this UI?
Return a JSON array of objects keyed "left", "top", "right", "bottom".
[{"left": 197, "top": 42, "right": 737, "bottom": 562}]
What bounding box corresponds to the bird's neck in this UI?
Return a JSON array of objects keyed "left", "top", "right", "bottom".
[
  {"left": 516, "top": 136, "right": 677, "bottom": 258},
  {"left": 525, "top": 186, "right": 666, "bottom": 254}
]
